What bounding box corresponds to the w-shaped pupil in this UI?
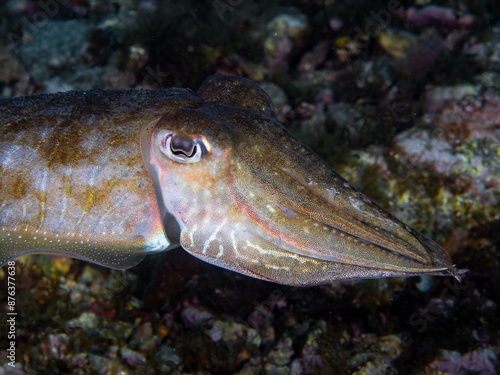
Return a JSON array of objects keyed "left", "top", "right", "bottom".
[{"left": 170, "top": 137, "right": 197, "bottom": 158}]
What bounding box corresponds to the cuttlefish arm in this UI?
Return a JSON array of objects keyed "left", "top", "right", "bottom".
[{"left": 0, "top": 74, "right": 465, "bottom": 285}]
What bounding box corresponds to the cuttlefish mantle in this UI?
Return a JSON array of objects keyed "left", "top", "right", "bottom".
[{"left": 0, "top": 74, "right": 466, "bottom": 286}]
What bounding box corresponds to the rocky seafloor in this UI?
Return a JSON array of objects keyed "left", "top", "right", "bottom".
[{"left": 0, "top": 0, "right": 499, "bottom": 374}]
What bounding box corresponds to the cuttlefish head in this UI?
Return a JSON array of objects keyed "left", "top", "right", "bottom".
[{"left": 141, "top": 74, "right": 465, "bottom": 286}]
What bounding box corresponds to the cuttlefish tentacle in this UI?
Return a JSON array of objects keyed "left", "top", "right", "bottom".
[{"left": 0, "top": 74, "right": 465, "bottom": 286}]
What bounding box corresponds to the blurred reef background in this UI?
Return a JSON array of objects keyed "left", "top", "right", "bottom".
[{"left": 0, "top": 0, "right": 499, "bottom": 374}]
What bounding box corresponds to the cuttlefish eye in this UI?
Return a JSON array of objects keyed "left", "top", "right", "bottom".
[{"left": 161, "top": 132, "right": 210, "bottom": 163}]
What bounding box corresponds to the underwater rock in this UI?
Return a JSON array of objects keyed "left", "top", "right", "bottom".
[
  {"left": 297, "top": 41, "right": 330, "bottom": 73},
  {"left": 0, "top": 362, "right": 26, "bottom": 374},
  {"left": 348, "top": 334, "right": 402, "bottom": 375},
  {"left": 133, "top": 321, "right": 153, "bottom": 341},
  {"left": 67, "top": 353, "right": 120, "bottom": 375},
  {"left": 263, "top": 12, "right": 309, "bottom": 71},
  {"left": 426, "top": 348, "right": 497, "bottom": 375},
  {"left": 155, "top": 346, "right": 182, "bottom": 373},
  {"left": 206, "top": 320, "right": 261, "bottom": 347},
  {"left": 378, "top": 29, "right": 418, "bottom": 59},
  {"left": 381, "top": 92, "right": 500, "bottom": 243},
  {"left": 378, "top": 29, "right": 445, "bottom": 75},
  {"left": 0, "top": 43, "right": 29, "bottom": 97},
  {"left": 263, "top": 363, "right": 289, "bottom": 375},
  {"left": 15, "top": 20, "right": 99, "bottom": 90},
  {"left": 67, "top": 280, "right": 93, "bottom": 306},
  {"left": 198, "top": 319, "right": 263, "bottom": 372},
  {"left": 67, "top": 312, "right": 99, "bottom": 333},
  {"left": 78, "top": 265, "right": 103, "bottom": 285},
  {"left": 48, "top": 333, "right": 69, "bottom": 359},
  {"left": 355, "top": 58, "right": 394, "bottom": 92},
  {"left": 297, "top": 326, "right": 326, "bottom": 373},
  {"left": 415, "top": 275, "right": 434, "bottom": 292},
  {"left": 297, "top": 101, "right": 328, "bottom": 139},
  {"left": 327, "top": 102, "right": 386, "bottom": 148},
  {"left": 3, "top": 0, "right": 30, "bottom": 14},
  {"left": 403, "top": 5, "right": 474, "bottom": 29},
  {"left": 129, "top": 321, "right": 159, "bottom": 353},
  {"left": 119, "top": 347, "right": 146, "bottom": 367},
  {"left": 423, "top": 84, "right": 480, "bottom": 113},
  {"left": 475, "top": 71, "right": 500, "bottom": 90},
  {"left": 181, "top": 306, "right": 213, "bottom": 329},
  {"left": 266, "top": 336, "right": 294, "bottom": 366},
  {"left": 333, "top": 36, "right": 362, "bottom": 63},
  {"left": 464, "top": 27, "right": 500, "bottom": 72},
  {"left": 258, "top": 81, "right": 289, "bottom": 108},
  {"left": 215, "top": 54, "right": 267, "bottom": 83}
]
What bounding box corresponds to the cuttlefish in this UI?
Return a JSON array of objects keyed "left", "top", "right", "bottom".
[{"left": 0, "top": 74, "right": 464, "bottom": 286}]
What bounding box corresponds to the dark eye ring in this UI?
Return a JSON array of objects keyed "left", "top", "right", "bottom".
[{"left": 162, "top": 133, "right": 210, "bottom": 163}]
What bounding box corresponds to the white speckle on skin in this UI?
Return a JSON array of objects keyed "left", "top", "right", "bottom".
[
  {"left": 188, "top": 224, "right": 198, "bottom": 247},
  {"left": 265, "top": 264, "right": 290, "bottom": 271},
  {"left": 216, "top": 244, "right": 224, "bottom": 258},
  {"left": 326, "top": 187, "right": 340, "bottom": 197},
  {"left": 244, "top": 240, "right": 271, "bottom": 255},
  {"left": 230, "top": 229, "right": 240, "bottom": 258},
  {"left": 202, "top": 219, "right": 226, "bottom": 254}
]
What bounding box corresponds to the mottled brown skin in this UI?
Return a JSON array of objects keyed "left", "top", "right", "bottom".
[
  {"left": 0, "top": 74, "right": 465, "bottom": 285},
  {"left": 0, "top": 88, "right": 202, "bottom": 268}
]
